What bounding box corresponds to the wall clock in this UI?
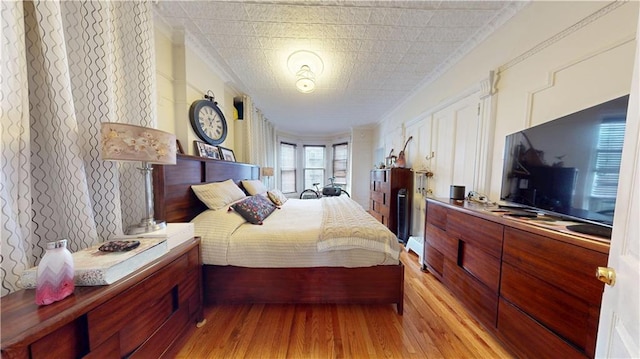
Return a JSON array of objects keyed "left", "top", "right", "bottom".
[{"left": 189, "top": 91, "right": 227, "bottom": 145}]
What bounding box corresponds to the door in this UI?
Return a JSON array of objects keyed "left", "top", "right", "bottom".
[
  {"left": 595, "top": 8, "right": 640, "bottom": 358},
  {"left": 431, "top": 93, "right": 481, "bottom": 198}
]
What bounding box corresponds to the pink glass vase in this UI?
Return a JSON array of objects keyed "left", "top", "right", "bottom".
[{"left": 35, "top": 239, "right": 75, "bottom": 305}]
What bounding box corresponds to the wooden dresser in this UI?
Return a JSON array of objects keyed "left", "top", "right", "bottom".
[
  {"left": 369, "top": 168, "right": 413, "bottom": 236},
  {"left": 1, "top": 237, "right": 202, "bottom": 359},
  {"left": 424, "top": 198, "right": 609, "bottom": 359}
]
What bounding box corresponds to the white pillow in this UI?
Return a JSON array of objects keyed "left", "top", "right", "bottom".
[
  {"left": 191, "top": 179, "right": 247, "bottom": 210},
  {"left": 267, "top": 189, "right": 288, "bottom": 206},
  {"left": 241, "top": 179, "right": 268, "bottom": 196}
]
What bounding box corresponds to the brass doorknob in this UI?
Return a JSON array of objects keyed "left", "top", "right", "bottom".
[{"left": 596, "top": 267, "right": 616, "bottom": 286}]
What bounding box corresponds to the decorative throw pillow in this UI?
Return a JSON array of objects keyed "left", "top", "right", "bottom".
[
  {"left": 241, "top": 179, "right": 268, "bottom": 196},
  {"left": 230, "top": 194, "right": 277, "bottom": 225},
  {"left": 191, "top": 179, "right": 247, "bottom": 210},
  {"left": 267, "top": 189, "right": 288, "bottom": 206}
]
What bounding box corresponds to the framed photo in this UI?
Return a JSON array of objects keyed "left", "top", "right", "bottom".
[
  {"left": 176, "top": 139, "right": 184, "bottom": 154},
  {"left": 219, "top": 146, "right": 236, "bottom": 162},
  {"left": 195, "top": 141, "right": 220, "bottom": 160}
]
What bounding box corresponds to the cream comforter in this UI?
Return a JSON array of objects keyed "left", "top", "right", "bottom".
[{"left": 191, "top": 196, "right": 400, "bottom": 267}]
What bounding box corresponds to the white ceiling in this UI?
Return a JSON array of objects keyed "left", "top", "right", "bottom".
[{"left": 154, "top": 1, "right": 526, "bottom": 136}]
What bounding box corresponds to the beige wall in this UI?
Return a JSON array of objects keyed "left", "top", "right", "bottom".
[
  {"left": 350, "top": 126, "right": 374, "bottom": 207},
  {"left": 155, "top": 23, "right": 237, "bottom": 158},
  {"left": 374, "top": 1, "right": 638, "bottom": 236}
]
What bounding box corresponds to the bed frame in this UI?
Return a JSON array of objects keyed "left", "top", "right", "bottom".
[{"left": 153, "top": 154, "right": 404, "bottom": 314}]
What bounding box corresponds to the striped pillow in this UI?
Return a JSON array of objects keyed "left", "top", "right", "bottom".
[
  {"left": 191, "top": 179, "right": 246, "bottom": 210},
  {"left": 267, "top": 189, "right": 288, "bottom": 206}
]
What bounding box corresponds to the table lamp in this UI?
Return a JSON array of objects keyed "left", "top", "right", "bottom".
[
  {"left": 101, "top": 122, "right": 176, "bottom": 234},
  {"left": 261, "top": 167, "right": 274, "bottom": 189}
]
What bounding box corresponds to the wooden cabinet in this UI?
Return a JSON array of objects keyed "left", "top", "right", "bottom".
[
  {"left": 423, "top": 198, "right": 609, "bottom": 358},
  {"left": 1, "top": 238, "right": 202, "bottom": 359},
  {"left": 369, "top": 168, "right": 413, "bottom": 236}
]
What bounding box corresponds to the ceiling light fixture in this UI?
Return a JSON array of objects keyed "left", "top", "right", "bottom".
[
  {"left": 287, "top": 50, "right": 323, "bottom": 94},
  {"left": 295, "top": 65, "right": 315, "bottom": 93}
]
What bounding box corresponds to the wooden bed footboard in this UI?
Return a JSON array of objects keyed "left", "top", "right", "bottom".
[{"left": 202, "top": 264, "right": 405, "bottom": 314}]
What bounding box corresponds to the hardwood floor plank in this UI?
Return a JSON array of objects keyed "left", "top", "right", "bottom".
[
  {"left": 245, "top": 304, "right": 295, "bottom": 359},
  {"left": 288, "top": 305, "right": 332, "bottom": 358},
  {"left": 175, "top": 248, "right": 514, "bottom": 358}
]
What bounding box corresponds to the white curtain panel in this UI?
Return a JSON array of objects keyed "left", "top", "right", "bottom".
[
  {"left": 1, "top": 0, "right": 156, "bottom": 295},
  {"left": 2, "top": 0, "right": 33, "bottom": 298},
  {"left": 242, "top": 95, "right": 276, "bottom": 173}
]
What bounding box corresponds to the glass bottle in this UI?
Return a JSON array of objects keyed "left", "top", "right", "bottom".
[{"left": 35, "top": 239, "right": 75, "bottom": 305}]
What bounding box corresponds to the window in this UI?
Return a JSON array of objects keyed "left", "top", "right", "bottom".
[
  {"left": 332, "top": 143, "right": 348, "bottom": 190},
  {"left": 280, "top": 142, "right": 296, "bottom": 193},
  {"left": 591, "top": 117, "right": 625, "bottom": 199},
  {"left": 304, "top": 145, "right": 325, "bottom": 189}
]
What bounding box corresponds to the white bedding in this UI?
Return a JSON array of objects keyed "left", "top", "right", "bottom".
[{"left": 191, "top": 197, "right": 400, "bottom": 267}]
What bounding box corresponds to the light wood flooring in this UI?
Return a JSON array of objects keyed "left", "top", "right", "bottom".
[{"left": 175, "top": 247, "right": 514, "bottom": 358}]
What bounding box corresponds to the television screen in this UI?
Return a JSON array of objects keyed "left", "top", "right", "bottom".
[{"left": 500, "top": 95, "right": 629, "bottom": 229}]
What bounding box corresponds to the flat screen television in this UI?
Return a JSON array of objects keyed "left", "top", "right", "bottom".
[{"left": 500, "top": 94, "right": 629, "bottom": 238}]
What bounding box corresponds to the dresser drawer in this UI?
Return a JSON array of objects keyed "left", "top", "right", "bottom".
[
  {"left": 369, "top": 208, "right": 383, "bottom": 223},
  {"left": 501, "top": 262, "right": 594, "bottom": 353},
  {"left": 498, "top": 297, "right": 585, "bottom": 359},
  {"left": 458, "top": 239, "right": 501, "bottom": 292},
  {"left": 87, "top": 254, "right": 188, "bottom": 351},
  {"left": 370, "top": 170, "right": 387, "bottom": 182},
  {"left": 375, "top": 203, "right": 390, "bottom": 219},
  {"left": 30, "top": 319, "right": 86, "bottom": 359},
  {"left": 444, "top": 259, "right": 498, "bottom": 328},
  {"left": 372, "top": 180, "right": 390, "bottom": 193},
  {"left": 424, "top": 243, "right": 444, "bottom": 278},
  {"left": 447, "top": 209, "right": 503, "bottom": 258},
  {"left": 426, "top": 201, "right": 447, "bottom": 230},
  {"left": 371, "top": 190, "right": 385, "bottom": 204},
  {"left": 425, "top": 223, "right": 456, "bottom": 260},
  {"left": 502, "top": 227, "right": 607, "bottom": 305}
]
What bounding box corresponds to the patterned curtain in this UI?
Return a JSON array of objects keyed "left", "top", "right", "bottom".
[{"left": 1, "top": 0, "right": 156, "bottom": 296}]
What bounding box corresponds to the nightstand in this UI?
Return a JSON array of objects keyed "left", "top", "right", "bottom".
[{"left": 1, "top": 236, "right": 202, "bottom": 358}]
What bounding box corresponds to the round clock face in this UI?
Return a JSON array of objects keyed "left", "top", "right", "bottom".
[{"left": 189, "top": 100, "right": 227, "bottom": 145}]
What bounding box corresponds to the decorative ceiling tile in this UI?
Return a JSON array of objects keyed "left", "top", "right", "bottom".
[
  {"left": 397, "top": 9, "right": 435, "bottom": 27},
  {"left": 154, "top": 0, "right": 526, "bottom": 135}
]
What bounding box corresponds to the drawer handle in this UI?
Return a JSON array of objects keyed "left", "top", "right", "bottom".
[{"left": 596, "top": 267, "right": 616, "bottom": 286}]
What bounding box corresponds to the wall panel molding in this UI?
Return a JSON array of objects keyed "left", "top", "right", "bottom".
[
  {"left": 498, "top": 1, "right": 625, "bottom": 73},
  {"left": 523, "top": 36, "right": 634, "bottom": 128}
]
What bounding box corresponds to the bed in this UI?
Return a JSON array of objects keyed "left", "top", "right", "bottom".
[{"left": 153, "top": 154, "right": 404, "bottom": 314}]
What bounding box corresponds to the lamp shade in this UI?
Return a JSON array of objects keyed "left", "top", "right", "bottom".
[
  {"left": 261, "top": 167, "right": 274, "bottom": 177},
  {"left": 101, "top": 122, "right": 176, "bottom": 165}
]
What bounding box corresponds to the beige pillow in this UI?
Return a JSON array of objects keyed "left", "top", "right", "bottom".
[
  {"left": 241, "top": 179, "right": 268, "bottom": 196},
  {"left": 191, "top": 179, "right": 246, "bottom": 210},
  {"left": 267, "top": 189, "right": 288, "bottom": 206}
]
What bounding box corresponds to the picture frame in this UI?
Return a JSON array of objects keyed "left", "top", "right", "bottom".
[
  {"left": 176, "top": 139, "right": 184, "bottom": 154},
  {"left": 219, "top": 146, "right": 236, "bottom": 162},
  {"left": 195, "top": 141, "right": 220, "bottom": 160}
]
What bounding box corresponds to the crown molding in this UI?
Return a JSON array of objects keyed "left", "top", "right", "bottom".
[
  {"left": 383, "top": 1, "right": 528, "bottom": 126},
  {"left": 413, "top": 1, "right": 529, "bottom": 96},
  {"left": 479, "top": 70, "right": 498, "bottom": 99},
  {"left": 499, "top": 0, "right": 626, "bottom": 72}
]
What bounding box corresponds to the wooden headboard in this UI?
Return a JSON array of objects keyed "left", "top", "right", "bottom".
[{"left": 153, "top": 154, "right": 260, "bottom": 223}]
